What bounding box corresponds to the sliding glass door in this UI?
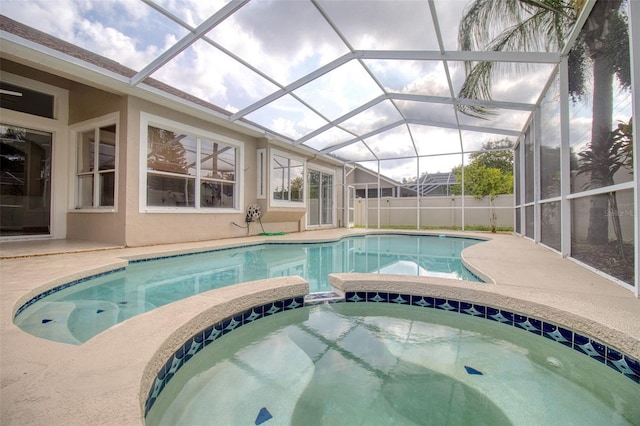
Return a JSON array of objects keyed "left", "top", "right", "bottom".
[
  {"left": 0, "top": 124, "right": 52, "bottom": 236},
  {"left": 308, "top": 169, "right": 333, "bottom": 227}
]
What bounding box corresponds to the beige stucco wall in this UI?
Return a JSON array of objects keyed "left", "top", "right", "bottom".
[
  {"left": 123, "top": 97, "right": 260, "bottom": 246},
  {"left": 66, "top": 84, "right": 128, "bottom": 245},
  {"left": 122, "top": 99, "right": 345, "bottom": 246},
  {"left": 0, "top": 60, "right": 71, "bottom": 91},
  {"left": 1, "top": 61, "right": 346, "bottom": 247}
]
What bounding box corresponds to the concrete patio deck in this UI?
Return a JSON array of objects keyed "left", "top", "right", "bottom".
[{"left": 1, "top": 229, "right": 639, "bottom": 425}]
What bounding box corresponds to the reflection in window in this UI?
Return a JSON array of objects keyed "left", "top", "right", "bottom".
[
  {"left": 0, "top": 82, "right": 54, "bottom": 119},
  {"left": 76, "top": 124, "right": 116, "bottom": 208},
  {"left": 146, "top": 126, "right": 238, "bottom": 209},
  {"left": 147, "top": 127, "right": 195, "bottom": 175},
  {"left": 147, "top": 175, "right": 195, "bottom": 207},
  {"left": 271, "top": 153, "right": 304, "bottom": 204},
  {"left": 571, "top": 190, "right": 634, "bottom": 285},
  {"left": 0, "top": 125, "right": 52, "bottom": 236}
]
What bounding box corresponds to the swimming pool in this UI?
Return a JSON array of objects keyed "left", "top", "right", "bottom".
[
  {"left": 14, "top": 234, "right": 483, "bottom": 344},
  {"left": 145, "top": 303, "right": 640, "bottom": 425}
]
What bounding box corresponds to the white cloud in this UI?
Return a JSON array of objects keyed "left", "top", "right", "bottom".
[
  {"left": 568, "top": 116, "right": 592, "bottom": 151},
  {"left": 404, "top": 72, "right": 451, "bottom": 97},
  {"left": 341, "top": 101, "right": 402, "bottom": 136},
  {"left": 491, "top": 63, "right": 555, "bottom": 104},
  {"left": 412, "top": 126, "right": 462, "bottom": 156},
  {"left": 2, "top": 0, "right": 176, "bottom": 70},
  {"left": 432, "top": 0, "right": 471, "bottom": 50},
  {"left": 271, "top": 117, "right": 301, "bottom": 140},
  {"left": 76, "top": 19, "right": 160, "bottom": 70},
  {"left": 294, "top": 60, "right": 383, "bottom": 121},
  {"left": 1, "top": 0, "right": 560, "bottom": 170},
  {"left": 366, "top": 126, "right": 415, "bottom": 159},
  {"left": 152, "top": 0, "right": 227, "bottom": 27},
  {"left": 1, "top": 0, "right": 80, "bottom": 40}
]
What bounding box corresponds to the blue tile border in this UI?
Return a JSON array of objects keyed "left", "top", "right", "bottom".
[
  {"left": 344, "top": 291, "right": 640, "bottom": 386},
  {"left": 131, "top": 233, "right": 486, "bottom": 264},
  {"left": 13, "top": 267, "right": 126, "bottom": 318},
  {"left": 144, "top": 290, "right": 639, "bottom": 420},
  {"left": 143, "top": 295, "right": 305, "bottom": 417}
]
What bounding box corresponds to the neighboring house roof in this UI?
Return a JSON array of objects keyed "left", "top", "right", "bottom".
[
  {"left": 404, "top": 172, "right": 457, "bottom": 196},
  {"left": 346, "top": 164, "right": 403, "bottom": 187},
  {"left": 346, "top": 165, "right": 457, "bottom": 196}
]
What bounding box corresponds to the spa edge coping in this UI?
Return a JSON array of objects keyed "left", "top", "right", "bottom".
[{"left": 139, "top": 275, "right": 640, "bottom": 416}]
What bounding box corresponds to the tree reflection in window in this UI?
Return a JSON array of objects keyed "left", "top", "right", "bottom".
[
  {"left": 147, "top": 127, "right": 189, "bottom": 175},
  {"left": 272, "top": 154, "right": 304, "bottom": 203}
]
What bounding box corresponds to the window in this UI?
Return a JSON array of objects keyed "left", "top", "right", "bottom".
[
  {"left": 76, "top": 123, "right": 117, "bottom": 208},
  {"left": 1, "top": 125, "right": 52, "bottom": 235},
  {"left": 355, "top": 187, "right": 393, "bottom": 198},
  {"left": 143, "top": 116, "right": 242, "bottom": 211},
  {"left": 271, "top": 151, "right": 304, "bottom": 205},
  {"left": 0, "top": 81, "right": 54, "bottom": 119},
  {"left": 256, "top": 148, "right": 266, "bottom": 199}
]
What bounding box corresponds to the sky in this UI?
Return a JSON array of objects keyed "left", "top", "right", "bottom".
[{"left": 2, "top": 0, "right": 625, "bottom": 182}]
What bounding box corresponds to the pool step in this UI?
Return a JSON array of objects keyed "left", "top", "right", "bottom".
[{"left": 304, "top": 291, "right": 345, "bottom": 305}]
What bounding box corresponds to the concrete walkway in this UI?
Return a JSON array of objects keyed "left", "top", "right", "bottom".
[{"left": 1, "top": 229, "right": 638, "bottom": 425}]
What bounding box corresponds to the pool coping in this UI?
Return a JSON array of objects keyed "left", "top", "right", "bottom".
[{"left": 1, "top": 229, "right": 639, "bottom": 425}]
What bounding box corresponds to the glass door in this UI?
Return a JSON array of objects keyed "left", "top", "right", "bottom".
[
  {"left": 308, "top": 169, "right": 333, "bottom": 227},
  {"left": 0, "top": 124, "right": 52, "bottom": 236},
  {"left": 347, "top": 185, "right": 355, "bottom": 228}
]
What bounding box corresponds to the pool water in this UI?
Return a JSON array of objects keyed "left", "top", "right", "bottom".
[
  {"left": 14, "top": 234, "right": 481, "bottom": 344},
  {"left": 146, "top": 303, "right": 639, "bottom": 425}
]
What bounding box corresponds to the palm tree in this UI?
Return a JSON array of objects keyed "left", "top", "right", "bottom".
[
  {"left": 577, "top": 121, "right": 633, "bottom": 257},
  {"left": 457, "top": 0, "right": 631, "bottom": 245}
]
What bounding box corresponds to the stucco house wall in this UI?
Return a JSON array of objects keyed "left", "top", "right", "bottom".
[{"left": 1, "top": 59, "right": 344, "bottom": 246}]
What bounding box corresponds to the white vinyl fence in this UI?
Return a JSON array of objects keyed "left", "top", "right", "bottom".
[{"left": 352, "top": 195, "right": 514, "bottom": 230}]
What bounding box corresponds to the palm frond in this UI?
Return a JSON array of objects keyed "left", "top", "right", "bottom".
[
  {"left": 459, "top": 0, "right": 523, "bottom": 50},
  {"left": 519, "top": 0, "right": 572, "bottom": 18},
  {"left": 457, "top": 0, "right": 576, "bottom": 117}
]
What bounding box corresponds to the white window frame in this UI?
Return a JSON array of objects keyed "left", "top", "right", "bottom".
[
  {"left": 69, "top": 113, "right": 119, "bottom": 212},
  {"left": 1, "top": 71, "right": 69, "bottom": 240},
  {"left": 139, "top": 112, "right": 244, "bottom": 213},
  {"left": 269, "top": 148, "right": 306, "bottom": 208},
  {"left": 256, "top": 148, "right": 266, "bottom": 199}
]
